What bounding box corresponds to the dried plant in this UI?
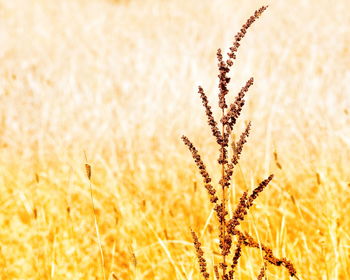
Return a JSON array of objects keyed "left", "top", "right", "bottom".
[{"left": 182, "top": 6, "right": 300, "bottom": 280}]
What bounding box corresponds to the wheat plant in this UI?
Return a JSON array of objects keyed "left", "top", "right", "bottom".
[{"left": 182, "top": 6, "right": 300, "bottom": 280}]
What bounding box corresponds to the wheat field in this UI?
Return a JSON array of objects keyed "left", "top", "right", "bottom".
[{"left": 0, "top": 0, "right": 349, "bottom": 279}]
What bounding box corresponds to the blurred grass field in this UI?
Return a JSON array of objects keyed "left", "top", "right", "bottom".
[{"left": 0, "top": 0, "right": 349, "bottom": 279}]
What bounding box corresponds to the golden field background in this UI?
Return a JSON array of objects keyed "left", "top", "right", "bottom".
[{"left": 0, "top": 0, "right": 349, "bottom": 279}]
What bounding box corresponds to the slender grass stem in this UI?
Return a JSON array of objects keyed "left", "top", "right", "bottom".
[
  {"left": 84, "top": 152, "right": 106, "bottom": 280},
  {"left": 88, "top": 178, "right": 106, "bottom": 280}
]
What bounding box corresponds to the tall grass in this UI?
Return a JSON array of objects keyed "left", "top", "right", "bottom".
[{"left": 0, "top": 0, "right": 349, "bottom": 279}]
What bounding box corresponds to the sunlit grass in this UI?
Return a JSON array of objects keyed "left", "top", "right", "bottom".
[{"left": 0, "top": 0, "right": 349, "bottom": 279}]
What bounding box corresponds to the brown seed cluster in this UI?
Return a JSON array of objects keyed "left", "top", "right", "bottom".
[
  {"left": 227, "top": 191, "right": 249, "bottom": 235},
  {"left": 228, "top": 234, "right": 243, "bottom": 277},
  {"left": 182, "top": 5, "right": 299, "bottom": 280},
  {"left": 227, "top": 6, "right": 268, "bottom": 63},
  {"left": 198, "top": 86, "right": 222, "bottom": 144},
  {"left": 217, "top": 5, "right": 267, "bottom": 110},
  {"left": 217, "top": 79, "right": 254, "bottom": 168},
  {"left": 236, "top": 231, "right": 297, "bottom": 277},
  {"left": 256, "top": 264, "right": 266, "bottom": 280},
  {"left": 217, "top": 48, "right": 231, "bottom": 110},
  {"left": 246, "top": 175, "right": 274, "bottom": 208},
  {"left": 222, "top": 78, "right": 254, "bottom": 135},
  {"left": 214, "top": 266, "right": 220, "bottom": 280},
  {"left": 191, "top": 230, "right": 210, "bottom": 279},
  {"left": 222, "top": 122, "right": 252, "bottom": 189},
  {"left": 227, "top": 175, "right": 274, "bottom": 235},
  {"left": 231, "top": 121, "right": 251, "bottom": 165},
  {"left": 182, "top": 135, "right": 219, "bottom": 203},
  {"left": 219, "top": 226, "right": 232, "bottom": 257}
]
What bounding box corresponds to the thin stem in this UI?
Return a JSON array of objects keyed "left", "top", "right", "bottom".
[
  {"left": 84, "top": 152, "right": 106, "bottom": 280},
  {"left": 88, "top": 179, "right": 106, "bottom": 280},
  {"left": 221, "top": 107, "right": 227, "bottom": 277}
]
